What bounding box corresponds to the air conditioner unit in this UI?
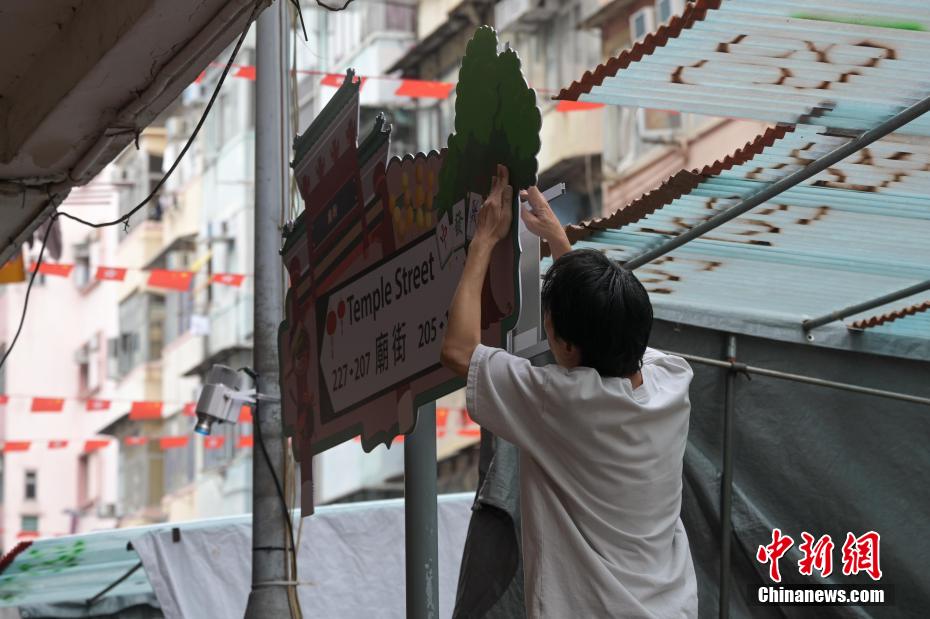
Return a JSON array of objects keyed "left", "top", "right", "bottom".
[
  {"left": 495, "top": 0, "right": 557, "bottom": 33},
  {"left": 96, "top": 503, "right": 119, "bottom": 519},
  {"left": 74, "top": 345, "right": 90, "bottom": 364},
  {"left": 637, "top": 107, "right": 683, "bottom": 141}
]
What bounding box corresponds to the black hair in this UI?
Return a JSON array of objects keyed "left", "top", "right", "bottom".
[{"left": 541, "top": 249, "right": 653, "bottom": 377}]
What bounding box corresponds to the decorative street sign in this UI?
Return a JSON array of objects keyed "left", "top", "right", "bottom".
[{"left": 280, "top": 26, "right": 542, "bottom": 513}]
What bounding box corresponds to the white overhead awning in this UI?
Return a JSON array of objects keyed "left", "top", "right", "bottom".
[{"left": 0, "top": 0, "right": 272, "bottom": 263}]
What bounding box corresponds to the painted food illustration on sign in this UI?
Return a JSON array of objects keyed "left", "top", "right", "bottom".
[{"left": 280, "top": 26, "right": 541, "bottom": 514}]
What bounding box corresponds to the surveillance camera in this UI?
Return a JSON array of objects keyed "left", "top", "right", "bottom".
[{"left": 193, "top": 365, "right": 248, "bottom": 436}]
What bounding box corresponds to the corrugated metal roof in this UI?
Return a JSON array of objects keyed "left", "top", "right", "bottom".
[
  {"left": 547, "top": 123, "right": 930, "bottom": 343},
  {"left": 849, "top": 300, "right": 930, "bottom": 331},
  {"left": 559, "top": 0, "right": 930, "bottom": 135},
  {"left": 551, "top": 0, "right": 930, "bottom": 348}
]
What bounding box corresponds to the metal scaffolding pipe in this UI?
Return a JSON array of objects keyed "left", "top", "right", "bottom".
[
  {"left": 623, "top": 93, "right": 930, "bottom": 271},
  {"left": 802, "top": 278, "right": 930, "bottom": 331},
  {"left": 718, "top": 335, "right": 737, "bottom": 619},
  {"left": 669, "top": 352, "right": 930, "bottom": 407}
]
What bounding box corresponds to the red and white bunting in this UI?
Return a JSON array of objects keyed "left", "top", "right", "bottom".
[
  {"left": 203, "top": 436, "right": 226, "bottom": 450},
  {"left": 84, "top": 439, "right": 110, "bottom": 453},
  {"left": 95, "top": 266, "right": 127, "bottom": 281},
  {"left": 86, "top": 399, "right": 111, "bottom": 412},
  {"left": 234, "top": 65, "right": 256, "bottom": 80},
  {"left": 129, "top": 401, "right": 163, "bottom": 420},
  {"left": 239, "top": 404, "right": 253, "bottom": 423},
  {"left": 31, "top": 397, "right": 64, "bottom": 413},
  {"left": 159, "top": 436, "right": 189, "bottom": 450},
  {"left": 31, "top": 262, "right": 74, "bottom": 277},
  {"left": 196, "top": 63, "right": 597, "bottom": 112},
  {"left": 395, "top": 78, "right": 455, "bottom": 99},
  {"left": 555, "top": 100, "right": 606, "bottom": 112},
  {"left": 147, "top": 269, "right": 193, "bottom": 291},
  {"left": 320, "top": 73, "right": 367, "bottom": 90},
  {"left": 211, "top": 273, "right": 245, "bottom": 287}
]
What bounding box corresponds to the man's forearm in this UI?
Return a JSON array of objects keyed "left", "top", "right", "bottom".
[
  {"left": 440, "top": 235, "right": 496, "bottom": 376},
  {"left": 549, "top": 235, "right": 572, "bottom": 261}
]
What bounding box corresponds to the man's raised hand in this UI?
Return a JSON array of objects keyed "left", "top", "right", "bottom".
[
  {"left": 519, "top": 186, "right": 572, "bottom": 260},
  {"left": 476, "top": 164, "right": 513, "bottom": 244}
]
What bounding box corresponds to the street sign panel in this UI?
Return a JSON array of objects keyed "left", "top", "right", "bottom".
[{"left": 281, "top": 26, "right": 542, "bottom": 513}]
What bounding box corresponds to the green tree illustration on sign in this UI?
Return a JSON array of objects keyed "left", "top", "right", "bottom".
[{"left": 435, "top": 26, "right": 542, "bottom": 218}]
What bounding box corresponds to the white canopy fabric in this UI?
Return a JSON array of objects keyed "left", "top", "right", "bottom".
[{"left": 131, "top": 494, "right": 472, "bottom": 619}]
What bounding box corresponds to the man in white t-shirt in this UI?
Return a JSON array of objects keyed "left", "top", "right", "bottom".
[{"left": 441, "top": 165, "right": 698, "bottom": 618}]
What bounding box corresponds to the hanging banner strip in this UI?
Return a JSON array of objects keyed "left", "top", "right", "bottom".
[
  {"left": 31, "top": 397, "right": 65, "bottom": 413},
  {"left": 84, "top": 439, "right": 111, "bottom": 453},
  {"left": 159, "top": 436, "right": 189, "bottom": 450},
  {"left": 95, "top": 266, "right": 127, "bottom": 281},
  {"left": 211, "top": 273, "right": 246, "bottom": 287},
  {"left": 204, "top": 436, "right": 226, "bottom": 450},
  {"left": 147, "top": 269, "right": 194, "bottom": 291},
  {"left": 199, "top": 63, "right": 594, "bottom": 110},
  {"left": 394, "top": 78, "right": 455, "bottom": 99},
  {"left": 129, "top": 401, "right": 163, "bottom": 420},
  {"left": 30, "top": 263, "right": 74, "bottom": 277}
]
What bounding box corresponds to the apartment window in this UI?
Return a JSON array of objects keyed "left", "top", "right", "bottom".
[
  {"left": 25, "top": 470, "right": 37, "bottom": 500},
  {"left": 630, "top": 7, "right": 655, "bottom": 43},
  {"left": 76, "top": 334, "right": 102, "bottom": 396},
  {"left": 21, "top": 515, "right": 39, "bottom": 533},
  {"left": 74, "top": 240, "right": 91, "bottom": 288},
  {"left": 385, "top": 2, "right": 415, "bottom": 31},
  {"left": 117, "top": 150, "right": 164, "bottom": 241},
  {"left": 637, "top": 107, "right": 683, "bottom": 137},
  {"left": 655, "top": 0, "right": 677, "bottom": 24},
  {"left": 111, "top": 292, "right": 166, "bottom": 378}
]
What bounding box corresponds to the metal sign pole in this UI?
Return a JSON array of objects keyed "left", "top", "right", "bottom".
[
  {"left": 244, "top": 1, "right": 290, "bottom": 616},
  {"left": 405, "top": 401, "right": 440, "bottom": 618}
]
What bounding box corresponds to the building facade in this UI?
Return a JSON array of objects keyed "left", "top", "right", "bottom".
[
  {"left": 580, "top": 0, "right": 768, "bottom": 213},
  {"left": 0, "top": 171, "right": 124, "bottom": 552}
]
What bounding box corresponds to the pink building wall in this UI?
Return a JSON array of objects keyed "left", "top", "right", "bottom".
[{"left": 0, "top": 167, "right": 125, "bottom": 551}]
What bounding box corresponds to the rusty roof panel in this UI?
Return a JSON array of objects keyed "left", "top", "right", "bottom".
[
  {"left": 551, "top": 124, "right": 930, "bottom": 344},
  {"left": 849, "top": 300, "right": 930, "bottom": 330},
  {"left": 559, "top": 0, "right": 930, "bottom": 135}
]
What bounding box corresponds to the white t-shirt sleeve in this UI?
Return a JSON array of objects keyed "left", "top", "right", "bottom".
[{"left": 466, "top": 343, "right": 548, "bottom": 447}]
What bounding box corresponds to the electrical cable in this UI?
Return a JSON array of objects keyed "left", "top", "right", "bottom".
[
  {"left": 290, "top": 0, "right": 309, "bottom": 41},
  {"left": 0, "top": 2, "right": 261, "bottom": 372},
  {"left": 240, "top": 367, "right": 298, "bottom": 565},
  {"left": 0, "top": 217, "right": 55, "bottom": 370},
  {"left": 316, "top": 0, "right": 355, "bottom": 11}
]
